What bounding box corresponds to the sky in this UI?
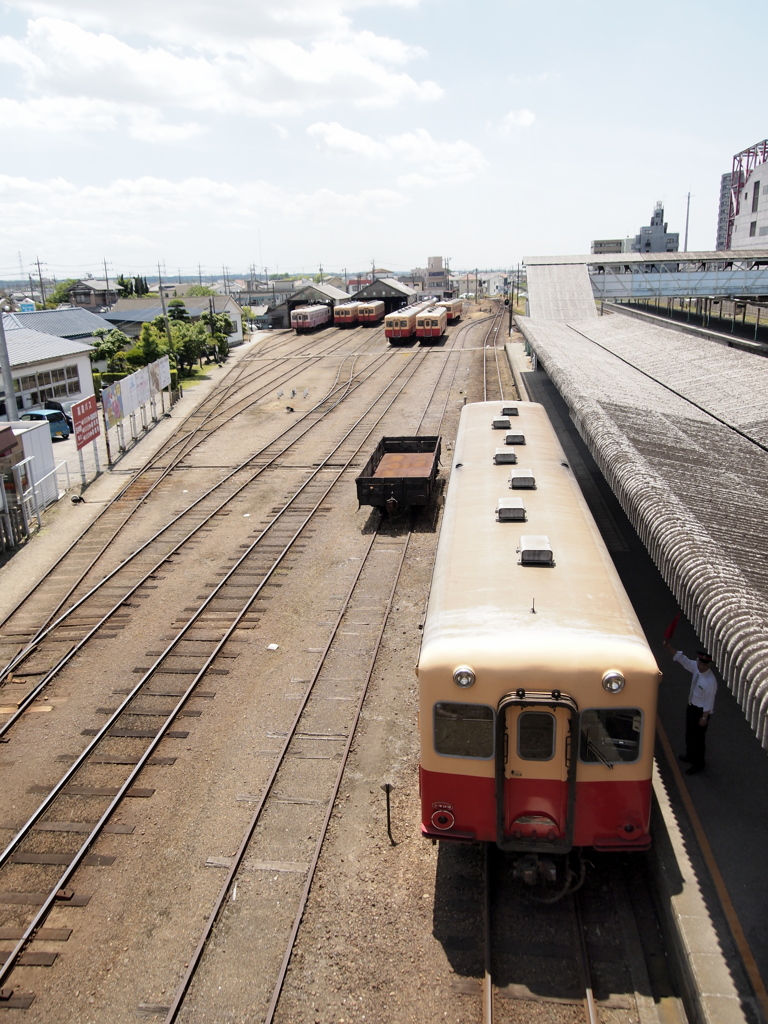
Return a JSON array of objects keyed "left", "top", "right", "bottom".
[{"left": 1, "top": 0, "right": 766, "bottom": 281}]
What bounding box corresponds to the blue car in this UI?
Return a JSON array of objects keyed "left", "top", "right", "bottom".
[{"left": 20, "top": 409, "right": 72, "bottom": 440}]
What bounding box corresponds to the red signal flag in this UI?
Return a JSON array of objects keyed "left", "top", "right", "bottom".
[{"left": 663, "top": 613, "right": 681, "bottom": 641}]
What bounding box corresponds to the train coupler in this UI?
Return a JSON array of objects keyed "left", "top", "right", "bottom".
[{"left": 512, "top": 854, "right": 557, "bottom": 885}]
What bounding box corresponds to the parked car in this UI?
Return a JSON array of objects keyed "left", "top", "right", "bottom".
[
  {"left": 44, "top": 400, "right": 73, "bottom": 430},
  {"left": 19, "top": 409, "right": 71, "bottom": 440}
]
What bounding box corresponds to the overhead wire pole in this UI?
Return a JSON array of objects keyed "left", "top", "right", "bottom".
[
  {"left": 102, "top": 258, "right": 112, "bottom": 306},
  {"left": 684, "top": 192, "right": 692, "bottom": 252},
  {"left": 0, "top": 307, "right": 19, "bottom": 421},
  {"left": 35, "top": 257, "right": 47, "bottom": 306},
  {"left": 157, "top": 262, "right": 174, "bottom": 355}
]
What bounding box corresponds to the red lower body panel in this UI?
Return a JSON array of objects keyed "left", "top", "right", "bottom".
[{"left": 420, "top": 767, "right": 652, "bottom": 850}]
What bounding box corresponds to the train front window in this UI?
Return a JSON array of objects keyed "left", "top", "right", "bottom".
[
  {"left": 579, "top": 709, "right": 642, "bottom": 764},
  {"left": 434, "top": 702, "right": 494, "bottom": 759},
  {"left": 517, "top": 711, "right": 555, "bottom": 760}
]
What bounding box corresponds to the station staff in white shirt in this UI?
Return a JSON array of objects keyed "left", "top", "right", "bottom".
[{"left": 663, "top": 641, "right": 717, "bottom": 775}]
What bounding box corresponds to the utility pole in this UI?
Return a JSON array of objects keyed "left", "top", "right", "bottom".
[
  {"left": 318, "top": 263, "right": 324, "bottom": 284},
  {"left": 35, "top": 257, "right": 46, "bottom": 306},
  {"left": 198, "top": 263, "right": 203, "bottom": 287},
  {"left": 157, "top": 262, "right": 174, "bottom": 354},
  {"left": 371, "top": 259, "right": 375, "bottom": 284},
  {"left": 684, "top": 192, "right": 692, "bottom": 252},
  {"left": 0, "top": 302, "right": 19, "bottom": 421},
  {"left": 102, "top": 257, "right": 112, "bottom": 306}
]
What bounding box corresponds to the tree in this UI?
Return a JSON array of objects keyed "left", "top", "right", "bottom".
[
  {"left": 167, "top": 299, "right": 190, "bottom": 322},
  {"left": 170, "top": 321, "right": 208, "bottom": 375},
  {"left": 139, "top": 323, "right": 163, "bottom": 363},
  {"left": 90, "top": 328, "right": 131, "bottom": 370},
  {"left": 45, "top": 279, "right": 78, "bottom": 308},
  {"left": 116, "top": 274, "right": 134, "bottom": 298},
  {"left": 200, "top": 309, "right": 234, "bottom": 365},
  {"left": 186, "top": 285, "right": 216, "bottom": 297}
]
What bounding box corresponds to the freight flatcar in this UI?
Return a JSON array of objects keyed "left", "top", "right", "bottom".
[
  {"left": 436, "top": 298, "right": 463, "bottom": 322},
  {"left": 333, "top": 301, "right": 361, "bottom": 326},
  {"left": 357, "top": 300, "right": 386, "bottom": 324},
  {"left": 415, "top": 305, "right": 448, "bottom": 341},
  {"left": 384, "top": 299, "right": 436, "bottom": 341},
  {"left": 290, "top": 305, "right": 331, "bottom": 331},
  {"left": 417, "top": 401, "right": 659, "bottom": 867}
]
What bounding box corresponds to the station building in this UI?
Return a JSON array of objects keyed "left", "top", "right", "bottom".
[{"left": 0, "top": 320, "right": 95, "bottom": 420}]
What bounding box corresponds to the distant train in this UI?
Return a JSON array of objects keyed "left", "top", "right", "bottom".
[
  {"left": 436, "top": 298, "right": 463, "bottom": 322},
  {"left": 290, "top": 305, "right": 331, "bottom": 331},
  {"left": 357, "top": 300, "right": 386, "bottom": 324},
  {"left": 334, "top": 301, "right": 361, "bottom": 326},
  {"left": 415, "top": 305, "right": 448, "bottom": 341},
  {"left": 417, "top": 401, "right": 660, "bottom": 865},
  {"left": 384, "top": 299, "right": 436, "bottom": 341}
]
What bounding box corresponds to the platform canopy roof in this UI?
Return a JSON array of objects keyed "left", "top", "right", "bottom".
[{"left": 524, "top": 249, "right": 768, "bottom": 266}]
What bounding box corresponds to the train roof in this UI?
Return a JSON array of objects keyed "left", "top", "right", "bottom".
[
  {"left": 419, "top": 402, "right": 657, "bottom": 675},
  {"left": 291, "top": 304, "right": 329, "bottom": 313}
]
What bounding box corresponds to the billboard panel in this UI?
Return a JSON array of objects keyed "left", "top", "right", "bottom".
[{"left": 72, "top": 395, "right": 101, "bottom": 451}]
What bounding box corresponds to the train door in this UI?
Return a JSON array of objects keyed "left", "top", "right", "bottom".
[{"left": 495, "top": 693, "right": 578, "bottom": 853}]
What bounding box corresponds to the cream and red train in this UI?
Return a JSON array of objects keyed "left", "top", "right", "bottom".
[
  {"left": 334, "top": 301, "right": 361, "bottom": 326},
  {"left": 415, "top": 305, "right": 448, "bottom": 340},
  {"left": 290, "top": 304, "right": 331, "bottom": 331},
  {"left": 437, "top": 298, "right": 463, "bottom": 322},
  {"left": 417, "top": 401, "right": 660, "bottom": 855},
  {"left": 357, "top": 300, "right": 386, "bottom": 324},
  {"left": 384, "top": 298, "right": 436, "bottom": 340}
]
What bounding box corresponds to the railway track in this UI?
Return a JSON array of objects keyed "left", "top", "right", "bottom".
[
  {"left": 0, "top": 313, "right": 483, "bottom": 1015},
  {"left": 466, "top": 848, "right": 685, "bottom": 1024},
  {"left": 0, "top": 325, "right": 385, "bottom": 650}
]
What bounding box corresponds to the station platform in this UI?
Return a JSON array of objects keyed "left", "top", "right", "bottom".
[{"left": 508, "top": 337, "right": 768, "bottom": 1024}]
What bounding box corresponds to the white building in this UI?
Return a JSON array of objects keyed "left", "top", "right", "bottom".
[
  {"left": 730, "top": 163, "right": 768, "bottom": 249},
  {"left": 0, "top": 320, "right": 95, "bottom": 421}
]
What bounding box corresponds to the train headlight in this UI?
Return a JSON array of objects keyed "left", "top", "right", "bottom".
[
  {"left": 453, "top": 666, "right": 475, "bottom": 688},
  {"left": 602, "top": 670, "right": 625, "bottom": 693}
]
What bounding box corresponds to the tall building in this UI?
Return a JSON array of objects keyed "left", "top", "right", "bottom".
[
  {"left": 715, "top": 172, "right": 732, "bottom": 250},
  {"left": 590, "top": 238, "right": 633, "bottom": 255},
  {"left": 727, "top": 139, "right": 768, "bottom": 250},
  {"left": 630, "top": 202, "right": 679, "bottom": 252}
]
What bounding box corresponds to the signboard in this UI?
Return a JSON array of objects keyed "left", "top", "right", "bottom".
[
  {"left": 101, "top": 381, "right": 123, "bottom": 429},
  {"left": 135, "top": 366, "right": 151, "bottom": 408},
  {"left": 72, "top": 395, "right": 101, "bottom": 451}
]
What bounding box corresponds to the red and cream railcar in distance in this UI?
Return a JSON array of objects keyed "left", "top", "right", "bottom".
[
  {"left": 436, "top": 298, "right": 463, "bottom": 322},
  {"left": 415, "top": 305, "right": 448, "bottom": 341},
  {"left": 418, "top": 401, "right": 660, "bottom": 858},
  {"left": 334, "top": 301, "right": 361, "bottom": 326},
  {"left": 290, "top": 305, "right": 331, "bottom": 331},
  {"left": 384, "top": 299, "right": 435, "bottom": 341},
  {"left": 357, "top": 300, "right": 386, "bottom": 324}
]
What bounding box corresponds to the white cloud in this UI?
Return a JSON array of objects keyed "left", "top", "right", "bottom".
[
  {"left": 307, "top": 123, "right": 487, "bottom": 183},
  {"left": 0, "top": 173, "right": 408, "bottom": 263},
  {"left": 0, "top": 8, "right": 441, "bottom": 125},
  {"left": 499, "top": 109, "right": 536, "bottom": 134},
  {"left": 0, "top": 96, "right": 204, "bottom": 139},
  {"left": 5, "top": 0, "right": 423, "bottom": 46}
]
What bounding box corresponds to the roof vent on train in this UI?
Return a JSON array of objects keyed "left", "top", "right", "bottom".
[
  {"left": 510, "top": 468, "right": 536, "bottom": 489},
  {"left": 494, "top": 447, "right": 517, "bottom": 465},
  {"left": 492, "top": 417, "right": 511, "bottom": 430},
  {"left": 518, "top": 535, "right": 554, "bottom": 566},
  {"left": 505, "top": 433, "right": 525, "bottom": 445},
  {"left": 501, "top": 405, "right": 519, "bottom": 417},
  {"left": 497, "top": 498, "right": 526, "bottom": 522}
]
